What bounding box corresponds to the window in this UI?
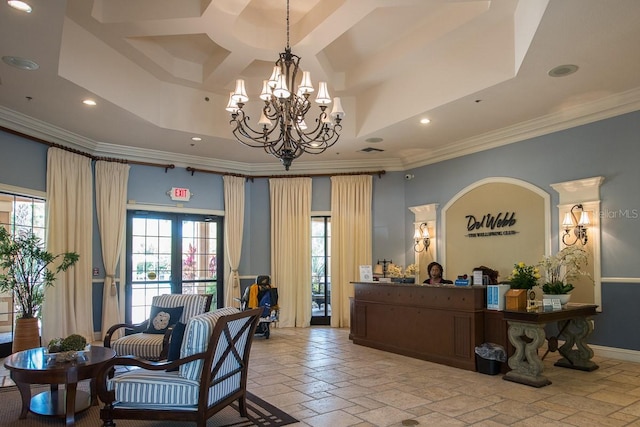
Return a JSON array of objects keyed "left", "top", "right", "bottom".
[
  {"left": 0, "top": 192, "right": 46, "bottom": 240},
  {"left": 0, "top": 190, "right": 46, "bottom": 341}
]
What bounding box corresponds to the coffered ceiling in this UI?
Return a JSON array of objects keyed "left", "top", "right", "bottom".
[{"left": 1, "top": 0, "right": 640, "bottom": 174}]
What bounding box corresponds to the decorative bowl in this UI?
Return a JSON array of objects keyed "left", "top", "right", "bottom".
[{"left": 44, "top": 346, "right": 90, "bottom": 363}]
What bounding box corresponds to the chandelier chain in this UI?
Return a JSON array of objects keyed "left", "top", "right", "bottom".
[{"left": 286, "top": 0, "right": 290, "bottom": 50}]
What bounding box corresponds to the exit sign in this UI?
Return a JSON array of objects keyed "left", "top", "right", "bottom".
[{"left": 169, "top": 187, "right": 191, "bottom": 201}]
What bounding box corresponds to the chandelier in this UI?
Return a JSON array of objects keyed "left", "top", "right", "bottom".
[{"left": 226, "top": 0, "right": 345, "bottom": 170}]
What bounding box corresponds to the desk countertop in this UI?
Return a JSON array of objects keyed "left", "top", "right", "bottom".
[{"left": 502, "top": 303, "right": 598, "bottom": 322}]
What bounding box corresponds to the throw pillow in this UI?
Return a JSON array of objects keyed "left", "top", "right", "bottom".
[
  {"left": 145, "top": 305, "right": 184, "bottom": 334},
  {"left": 166, "top": 322, "right": 186, "bottom": 371}
]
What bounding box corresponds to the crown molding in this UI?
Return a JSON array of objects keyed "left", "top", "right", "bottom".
[
  {"left": 402, "top": 87, "right": 640, "bottom": 170},
  {"left": 3, "top": 86, "right": 640, "bottom": 175},
  {"left": 0, "top": 106, "right": 402, "bottom": 175}
]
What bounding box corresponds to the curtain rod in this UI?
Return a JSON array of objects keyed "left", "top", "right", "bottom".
[
  {"left": 1, "top": 126, "right": 383, "bottom": 178},
  {"left": 1, "top": 126, "right": 176, "bottom": 172},
  {"left": 186, "top": 167, "right": 386, "bottom": 180}
]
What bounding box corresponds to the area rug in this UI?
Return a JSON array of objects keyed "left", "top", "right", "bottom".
[{"left": 0, "top": 385, "right": 298, "bottom": 427}]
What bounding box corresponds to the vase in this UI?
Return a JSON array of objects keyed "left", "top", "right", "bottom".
[
  {"left": 13, "top": 317, "right": 41, "bottom": 352},
  {"left": 543, "top": 293, "right": 571, "bottom": 306}
]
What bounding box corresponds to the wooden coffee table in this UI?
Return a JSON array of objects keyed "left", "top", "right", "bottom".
[{"left": 4, "top": 345, "right": 116, "bottom": 425}]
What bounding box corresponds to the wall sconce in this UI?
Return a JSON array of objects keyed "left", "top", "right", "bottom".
[
  {"left": 414, "top": 222, "right": 431, "bottom": 252},
  {"left": 562, "top": 204, "right": 590, "bottom": 246},
  {"left": 375, "top": 259, "right": 392, "bottom": 278}
]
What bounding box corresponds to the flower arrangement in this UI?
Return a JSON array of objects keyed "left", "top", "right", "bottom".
[
  {"left": 386, "top": 263, "right": 403, "bottom": 278},
  {"left": 508, "top": 262, "right": 540, "bottom": 289},
  {"left": 538, "top": 246, "right": 592, "bottom": 294},
  {"left": 405, "top": 263, "right": 418, "bottom": 276},
  {"left": 385, "top": 263, "right": 418, "bottom": 278}
]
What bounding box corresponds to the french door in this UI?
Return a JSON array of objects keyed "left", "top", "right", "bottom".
[
  {"left": 311, "top": 216, "right": 331, "bottom": 325},
  {"left": 125, "top": 211, "right": 223, "bottom": 324}
]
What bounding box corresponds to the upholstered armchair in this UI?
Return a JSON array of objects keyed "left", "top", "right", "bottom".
[
  {"left": 97, "top": 307, "right": 262, "bottom": 427},
  {"left": 103, "top": 293, "right": 213, "bottom": 361}
]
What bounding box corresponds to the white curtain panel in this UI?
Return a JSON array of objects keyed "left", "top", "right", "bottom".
[
  {"left": 95, "top": 161, "right": 130, "bottom": 340},
  {"left": 223, "top": 175, "right": 245, "bottom": 308},
  {"left": 42, "top": 148, "right": 94, "bottom": 344},
  {"left": 269, "top": 178, "right": 312, "bottom": 327},
  {"left": 330, "top": 175, "right": 372, "bottom": 328}
]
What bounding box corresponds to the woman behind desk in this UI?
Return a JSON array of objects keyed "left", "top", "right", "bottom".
[{"left": 423, "top": 262, "right": 453, "bottom": 284}]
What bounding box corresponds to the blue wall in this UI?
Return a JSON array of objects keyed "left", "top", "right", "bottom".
[
  {"left": 1, "top": 109, "right": 640, "bottom": 350},
  {"left": 402, "top": 111, "right": 640, "bottom": 349}
]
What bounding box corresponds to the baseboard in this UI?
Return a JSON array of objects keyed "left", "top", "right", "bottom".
[{"left": 593, "top": 344, "right": 640, "bottom": 363}]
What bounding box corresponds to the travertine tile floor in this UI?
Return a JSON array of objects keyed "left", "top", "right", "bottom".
[{"left": 3, "top": 327, "right": 640, "bottom": 426}]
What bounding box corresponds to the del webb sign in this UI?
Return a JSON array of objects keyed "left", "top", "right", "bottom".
[{"left": 465, "top": 212, "right": 518, "bottom": 238}]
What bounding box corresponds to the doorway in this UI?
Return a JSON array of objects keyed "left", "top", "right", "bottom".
[
  {"left": 125, "top": 211, "right": 223, "bottom": 323},
  {"left": 311, "top": 216, "right": 331, "bottom": 325}
]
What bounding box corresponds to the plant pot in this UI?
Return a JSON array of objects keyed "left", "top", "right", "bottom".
[
  {"left": 12, "top": 317, "right": 40, "bottom": 352},
  {"left": 543, "top": 293, "right": 571, "bottom": 306}
]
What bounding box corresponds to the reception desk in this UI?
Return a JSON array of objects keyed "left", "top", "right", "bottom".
[{"left": 350, "top": 282, "right": 485, "bottom": 371}]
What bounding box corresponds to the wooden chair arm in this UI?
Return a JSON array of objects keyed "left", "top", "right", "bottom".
[
  {"left": 103, "top": 320, "right": 148, "bottom": 348},
  {"left": 159, "top": 324, "right": 176, "bottom": 360}
]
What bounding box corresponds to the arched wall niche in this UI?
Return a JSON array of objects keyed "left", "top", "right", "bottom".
[
  {"left": 441, "top": 177, "right": 551, "bottom": 284},
  {"left": 551, "top": 176, "right": 604, "bottom": 308},
  {"left": 409, "top": 203, "right": 438, "bottom": 284}
]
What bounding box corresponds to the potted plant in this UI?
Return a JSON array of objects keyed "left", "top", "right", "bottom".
[
  {"left": 538, "top": 246, "right": 591, "bottom": 305},
  {"left": 0, "top": 227, "right": 79, "bottom": 352},
  {"left": 508, "top": 262, "right": 540, "bottom": 289}
]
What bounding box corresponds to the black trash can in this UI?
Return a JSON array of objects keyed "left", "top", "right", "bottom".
[{"left": 475, "top": 342, "right": 506, "bottom": 375}]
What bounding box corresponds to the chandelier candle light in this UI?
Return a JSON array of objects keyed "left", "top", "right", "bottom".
[{"left": 226, "top": 0, "right": 345, "bottom": 170}]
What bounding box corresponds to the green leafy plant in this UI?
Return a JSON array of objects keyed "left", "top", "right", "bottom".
[
  {"left": 0, "top": 227, "right": 79, "bottom": 319},
  {"left": 541, "top": 281, "right": 575, "bottom": 295},
  {"left": 48, "top": 333, "right": 87, "bottom": 353},
  {"left": 508, "top": 262, "right": 540, "bottom": 289}
]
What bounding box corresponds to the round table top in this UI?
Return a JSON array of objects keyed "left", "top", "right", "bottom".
[{"left": 4, "top": 345, "right": 116, "bottom": 372}]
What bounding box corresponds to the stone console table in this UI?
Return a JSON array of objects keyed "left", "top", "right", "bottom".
[{"left": 502, "top": 303, "right": 599, "bottom": 387}]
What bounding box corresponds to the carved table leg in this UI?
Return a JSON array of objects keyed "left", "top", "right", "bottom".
[
  {"left": 14, "top": 380, "right": 32, "bottom": 419},
  {"left": 555, "top": 317, "right": 599, "bottom": 371},
  {"left": 503, "top": 320, "right": 552, "bottom": 387}
]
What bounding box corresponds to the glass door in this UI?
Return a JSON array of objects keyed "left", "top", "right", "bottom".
[
  {"left": 311, "top": 216, "right": 331, "bottom": 325},
  {"left": 125, "top": 211, "right": 223, "bottom": 324}
]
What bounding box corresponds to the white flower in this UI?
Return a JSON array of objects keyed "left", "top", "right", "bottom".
[
  {"left": 386, "top": 264, "right": 403, "bottom": 278},
  {"left": 405, "top": 264, "right": 418, "bottom": 276},
  {"left": 538, "top": 246, "right": 592, "bottom": 285}
]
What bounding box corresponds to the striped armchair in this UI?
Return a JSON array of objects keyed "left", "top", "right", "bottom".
[
  {"left": 97, "top": 307, "right": 262, "bottom": 427},
  {"left": 104, "top": 293, "right": 213, "bottom": 361}
]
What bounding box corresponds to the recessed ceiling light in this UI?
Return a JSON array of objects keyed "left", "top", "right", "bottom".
[
  {"left": 82, "top": 99, "right": 96, "bottom": 106},
  {"left": 7, "top": 1, "right": 32, "bottom": 13},
  {"left": 548, "top": 64, "right": 579, "bottom": 77},
  {"left": 365, "top": 137, "right": 383, "bottom": 143},
  {"left": 420, "top": 118, "right": 431, "bottom": 124},
  {"left": 191, "top": 137, "right": 202, "bottom": 141},
  {"left": 2, "top": 56, "right": 38, "bottom": 70}
]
